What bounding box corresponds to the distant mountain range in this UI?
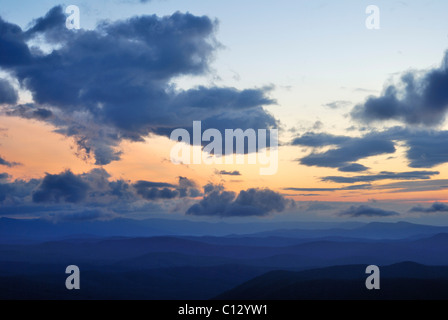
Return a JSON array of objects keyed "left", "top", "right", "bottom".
[
  {"left": 0, "top": 217, "right": 364, "bottom": 243},
  {"left": 1, "top": 218, "right": 448, "bottom": 299},
  {"left": 2, "top": 217, "right": 448, "bottom": 243}
]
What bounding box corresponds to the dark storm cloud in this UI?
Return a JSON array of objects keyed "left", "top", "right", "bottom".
[
  {"left": 0, "top": 17, "right": 32, "bottom": 66},
  {"left": 32, "top": 170, "right": 90, "bottom": 203},
  {"left": 0, "top": 7, "right": 277, "bottom": 165},
  {"left": 338, "top": 205, "right": 399, "bottom": 217},
  {"left": 0, "top": 167, "right": 212, "bottom": 220},
  {"left": 186, "top": 186, "right": 292, "bottom": 217},
  {"left": 29, "top": 168, "right": 141, "bottom": 205},
  {"left": 134, "top": 176, "right": 201, "bottom": 200},
  {"left": 351, "top": 51, "right": 448, "bottom": 126},
  {"left": 410, "top": 202, "right": 448, "bottom": 213},
  {"left": 322, "top": 170, "right": 439, "bottom": 184},
  {"left": 0, "top": 78, "right": 18, "bottom": 104},
  {"left": 186, "top": 187, "right": 235, "bottom": 216},
  {"left": 24, "top": 5, "right": 68, "bottom": 41},
  {"left": 0, "top": 168, "right": 204, "bottom": 219}
]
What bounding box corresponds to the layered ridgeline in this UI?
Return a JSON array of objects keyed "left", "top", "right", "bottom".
[{"left": 1, "top": 218, "right": 448, "bottom": 299}]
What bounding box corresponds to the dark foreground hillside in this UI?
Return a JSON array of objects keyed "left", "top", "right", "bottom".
[{"left": 215, "top": 262, "right": 448, "bottom": 300}]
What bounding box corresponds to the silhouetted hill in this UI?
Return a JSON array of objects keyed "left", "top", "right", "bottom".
[
  {"left": 0, "top": 264, "right": 271, "bottom": 300},
  {"left": 215, "top": 262, "right": 448, "bottom": 300}
]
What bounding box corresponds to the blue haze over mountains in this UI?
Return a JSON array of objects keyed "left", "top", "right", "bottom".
[{"left": 1, "top": 218, "right": 448, "bottom": 299}]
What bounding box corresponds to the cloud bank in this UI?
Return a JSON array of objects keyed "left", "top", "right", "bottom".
[
  {"left": 187, "top": 185, "right": 293, "bottom": 217},
  {"left": 0, "top": 6, "right": 277, "bottom": 165}
]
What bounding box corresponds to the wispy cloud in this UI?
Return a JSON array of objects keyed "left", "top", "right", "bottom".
[
  {"left": 323, "top": 100, "right": 351, "bottom": 109},
  {"left": 284, "top": 184, "right": 372, "bottom": 192},
  {"left": 374, "top": 179, "right": 448, "bottom": 193},
  {"left": 217, "top": 170, "right": 242, "bottom": 176},
  {"left": 322, "top": 171, "right": 439, "bottom": 184},
  {"left": 338, "top": 205, "right": 400, "bottom": 217},
  {"left": 0, "top": 155, "right": 21, "bottom": 167}
]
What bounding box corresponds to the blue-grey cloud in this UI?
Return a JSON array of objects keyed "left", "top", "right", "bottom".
[
  {"left": 410, "top": 202, "right": 448, "bottom": 213},
  {"left": 338, "top": 205, "right": 399, "bottom": 217},
  {"left": 0, "top": 78, "right": 18, "bottom": 104},
  {"left": 293, "top": 127, "right": 448, "bottom": 171},
  {"left": 338, "top": 163, "right": 369, "bottom": 172},
  {"left": 323, "top": 100, "right": 351, "bottom": 109},
  {"left": 373, "top": 179, "right": 448, "bottom": 193},
  {"left": 29, "top": 168, "right": 141, "bottom": 206},
  {"left": 32, "top": 170, "right": 90, "bottom": 203},
  {"left": 372, "top": 127, "right": 448, "bottom": 168},
  {"left": 284, "top": 184, "right": 372, "bottom": 192},
  {"left": 322, "top": 170, "right": 439, "bottom": 184},
  {"left": 0, "top": 173, "right": 10, "bottom": 181},
  {"left": 24, "top": 5, "right": 67, "bottom": 41},
  {"left": 0, "top": 7, "right": 277, "bottom": 165},
  {"left": 134, "top": 176, "right": 200, "bottom": 200},
  {"left": 298, "top": 134, "right": 395, "bottom": 169},
  {"left": 291, "top": 132, "right": 351, "bottom": 147},
  {"left": 0, "top": 155, "right": 20, "bottom": 167},
  {"left": 218, "top": 170, "right": 241, "bottom": 176},
  {"left": 7, "top": 104, "right": 54, "bottom": 120},
  {"left": 186, "top": 186, "right": 292, "bottom": 217},
  {"left": 351, "top": 51, "right": 448, "bottom": 126},
  {"left": 399, "top": 130, "right": 448, "bottom": 168}
]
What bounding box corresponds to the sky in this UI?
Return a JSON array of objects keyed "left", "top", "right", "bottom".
[{"left": 1, "top": 0, "right": 448, "bottom": 224}]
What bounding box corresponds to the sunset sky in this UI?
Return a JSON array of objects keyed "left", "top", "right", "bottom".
[{"left": 1, "top": 0, "right": 448, "bottom": 224}]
